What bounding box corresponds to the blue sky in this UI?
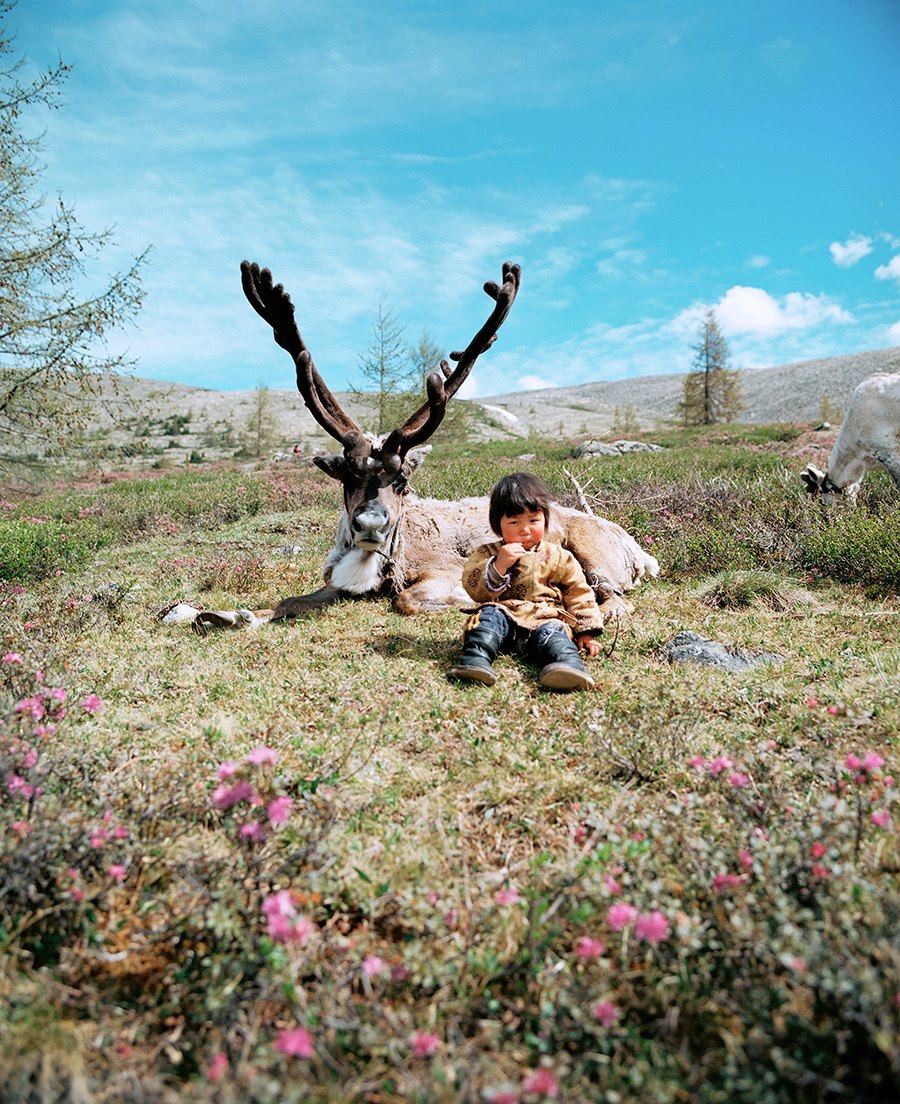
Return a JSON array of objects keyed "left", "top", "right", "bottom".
[{"left": 13, "top": 0, "right": 900, "bottom": 398}]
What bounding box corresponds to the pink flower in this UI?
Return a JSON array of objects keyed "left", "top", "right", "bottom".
[
  {"left": 240, "top": 821, "right": 267, "bottom": 841},
  {"left": 217, "top": 760, "right": 239, "bottom": 779},
  {"left": 81, "top": 693, "right": 103, "bottom": 714},
  {"left": 206, "top": 1053, "right": 228, "bottom": 1082},
  {"left": 521, "top": 1067, "right": 559, "bottom": 1097},
  {"left": 593, "top": 1001, "right": 619, "bottom": 1028},
  {"left": 607, "top": 902, "right": 638, "bottom": 931},
  {"left": 728, "top": 772, "right": 751, "bottom": 788},
  {"left": 811, "top": 842, "right": 826, "bottom": 859},
  {"left": 362, "top": 954, "right": 386, "bottom": 978},
  {"left": 806, "top": 698, "right": 818, "bottom": 708},
  {"left": 739, "top": 849, "right": 753, "bottom": 868},
  {"left": 274, "top": 1026, "right": 314, "bottom": 1058},
  {"left": 247, "top": 745, "right": 277, "bottom": 766},
  {"left": 845, "top": 754, "right": 861, "bottom": 770},
  {"left": 862, "top": 752, "right": 886, "bottom": 771},
  {"left": 10, "top": 820, "right": 30, "bottom": 834},
  {"left": 688, "top": 755, "right": 706, "bottom": 771},
  {"left": 267, "top": 795, "right": 292, "bottom": 826},
  {"left": 634, "top": 910, "right": 670, "bottom": 944},
  {"left": 871, "top": 810, "right": 891, "bottom": 828},
  {"left": 14, "top": 696, "right": 44, "bottom": 721},
  {"left": 109, "top": 864, "right": 126, "bottom": 880},
  {"left": 495, "top": 886, "right": 521, "bottom": 906},
  {"left": 603, "top": 873, "right": 622, "bottom": 895},
  {"left": 49, "top": 687, "right": 67, "bottom": 703},
  {"left": 408, "top": 1028, "right": 441, "bottom": 1058},
  {"left": 3, "top": 652, "right": 22, "bottom": 663},
  {"left": 212, "top": 780, "right": 255, "bottom": 809},
  {"left": 576, "top": 936, "right": 605, "bottom": 959},
  {"left": 114, "top": 825, "right": 128, "bottom": 839},
  {"left": 706, "top": 755, "right": 733, "bottom": 776},
  {"left": 712, "top": 873, "right": 745, "bottom": 892}
]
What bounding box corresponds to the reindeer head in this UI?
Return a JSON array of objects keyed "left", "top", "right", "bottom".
[
  {"left": 800, "top": 464, "right": 857, "bottom": 503},
  {"left": 240, "top": 260, "right": 521, "bottom": 568}
]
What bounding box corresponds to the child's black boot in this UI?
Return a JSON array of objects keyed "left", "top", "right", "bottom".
[
  {"left": 532, "top": 624, "right": 594, "bottom": 691},
  {"left": 449, "top": 614, "right": 504, "bottom": 685}
]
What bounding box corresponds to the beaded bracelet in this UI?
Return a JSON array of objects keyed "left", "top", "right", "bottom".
[{"left": 484, "top": 556, "right": 510, "bottom": 593}]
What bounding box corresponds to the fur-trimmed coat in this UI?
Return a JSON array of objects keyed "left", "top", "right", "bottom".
[{"left": 461, "top": 539, "right": 606, "bottom": 632}]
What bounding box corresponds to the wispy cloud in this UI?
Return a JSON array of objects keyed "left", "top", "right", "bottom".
[
  {"left": 830, "top": 233, "right": 874, "bottom": 267},
  {"left": 875, "top": 254, "right": 900, "bottom": 287}
]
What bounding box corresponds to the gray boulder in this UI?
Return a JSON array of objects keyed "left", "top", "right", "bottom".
[{"left": 658, "top": 630, "right": 784, "bottom": 672}]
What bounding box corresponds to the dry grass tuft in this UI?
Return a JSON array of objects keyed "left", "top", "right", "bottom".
[{"left": 694, "top": 569, "right": 819, "bottom": 612}]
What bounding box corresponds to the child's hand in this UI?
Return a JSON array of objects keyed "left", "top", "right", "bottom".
[
  {"left": 577, "top": 632, "right": 602, "bottom": 657},
  {"left": 495, "top": 542, "right": 530, "bottom": 574}
]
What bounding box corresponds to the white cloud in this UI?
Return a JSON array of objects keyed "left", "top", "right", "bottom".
[
  {"left": 744, "top": 254, "right": 770, "bottom": 269},
  {"left": 875, "top": 254, "right": 900, "bottom": 287},
  {"left": 518, "top": 375, "right": 557, "bottom": 391},
  {"left": 890, "top": 320, "right": 900, "bottom": 345},
  {"left": 830, "top": 233, "right": 874, "bottom": 267},
  {"left": 671, "top": 286, "right": 854, "bottom": 337}
]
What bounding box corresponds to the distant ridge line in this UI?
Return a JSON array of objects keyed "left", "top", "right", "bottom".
[{"left": 479, "top": 346, "right": 900, "bottom": 425}]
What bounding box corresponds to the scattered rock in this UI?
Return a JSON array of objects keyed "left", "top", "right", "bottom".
[
  {"left": 516, "top": 453, "right": 536, "bottom": 462},
  {"left": 658, "top": 630, "right": 784, "bottom": 672},
  {"left": 574, "top": 439, "right": 666, "bottom": 458}
]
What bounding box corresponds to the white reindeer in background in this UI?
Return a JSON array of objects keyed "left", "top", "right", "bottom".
[{"left": 801, "top": 373, "right": 900, "bottom": 502}]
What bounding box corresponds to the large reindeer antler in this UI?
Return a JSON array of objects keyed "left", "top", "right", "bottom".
[
  {"left": 240, "top": 261, "right": 372, "bottom": 472},
  {"left": 240, "top": 259, "right": 521, "bottom": 475},
  {"left": 380, "top": 261, "right": 520, "bottom": 473}
]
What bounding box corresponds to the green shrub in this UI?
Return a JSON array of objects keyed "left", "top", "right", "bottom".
[
  {"left": 0, "top": 517, "right": 106, "bottom": 583},
  {"left": 799, "top": 508, "right": 900, "bottom": 593}
]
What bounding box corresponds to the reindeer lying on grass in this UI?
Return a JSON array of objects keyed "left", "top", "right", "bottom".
[
  {"left": 801, "top": 373, "right": 900, "bottom": 502},
  {"left": 182, "top": 261, "right": 658, "bottom": 633}
]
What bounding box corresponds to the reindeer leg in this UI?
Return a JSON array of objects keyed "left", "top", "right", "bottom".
[
  {"left": 595, "top": 594, "right": 634, "bottom": 626},
  {"left": 193, "top": 608, "right": 274, "bottom": 635},
  {"left": 394, "top": 574, "right": 470, "bottom": 615},
  {"left": 270, "top": 585, "right": 348, "bottom": 620}
]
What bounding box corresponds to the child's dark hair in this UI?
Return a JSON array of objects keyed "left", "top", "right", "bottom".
[{"left": 488, "top": 472, "right": 554, "bottom": 537}]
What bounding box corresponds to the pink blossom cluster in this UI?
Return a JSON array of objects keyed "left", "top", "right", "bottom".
[
  {"left": 274, "top": 1025, "right": 314, "bottom": 1058},
  {"left": 712, "top": 872, "right": 747, "bottom": 893},
  {"left": 210, "top": 747, "right": 293, "bottom": 839},
  {"left": 408, "top": 1028, "right": 441, "bottom": 1058},
  {"left": 261, "top": 890, "right": 315, "bottom": 944},
  {"left": 606, "top": 902, "right": 670, "bottom": 944}
]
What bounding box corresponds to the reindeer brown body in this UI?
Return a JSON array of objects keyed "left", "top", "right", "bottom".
[{"left": 192, "top": 261, "right": 657, "bottom": 633}]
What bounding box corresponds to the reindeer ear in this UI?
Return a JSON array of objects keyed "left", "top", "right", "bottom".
[
  {"left": 402, "top": 446, "right": 432, "bottom": 477},
  {"left": 800, "top": 465, "right": 826, "bottom": 494},
  {"left": 313, "top": 454, "right": 350, "bottom": 482}
]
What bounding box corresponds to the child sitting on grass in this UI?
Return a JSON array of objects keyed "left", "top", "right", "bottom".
[{"left": 449, "top": 472, "right": 604, "bottom": 691}]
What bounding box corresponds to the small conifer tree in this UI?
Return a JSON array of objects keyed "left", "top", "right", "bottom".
[{"left": 678, "top": 310, "right": 744, "bottom": 425}]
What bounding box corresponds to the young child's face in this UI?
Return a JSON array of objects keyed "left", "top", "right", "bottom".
[{"left": 499, "top": 510, "right": 546, "bottom": 550}]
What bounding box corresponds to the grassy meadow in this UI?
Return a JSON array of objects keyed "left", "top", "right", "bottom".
[{"left": 2, "top": 424, "right": 900, "bottom": 1103}]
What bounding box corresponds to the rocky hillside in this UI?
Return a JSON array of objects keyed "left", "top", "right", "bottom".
[{"left": 83, "top": 345, "right": 900, "bottom": 467}]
